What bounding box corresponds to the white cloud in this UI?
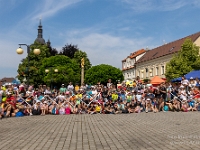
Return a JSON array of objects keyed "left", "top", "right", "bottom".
[
  {"left": 31, "top": 0, "right": 82, "bottom": 21},
  {"left": 60, "top": 30, "right": 154, "bottom": 69}
]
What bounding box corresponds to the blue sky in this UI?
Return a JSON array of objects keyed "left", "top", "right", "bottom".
[{"left": 1, "top": 0, "right": 200, "bottom": 79}]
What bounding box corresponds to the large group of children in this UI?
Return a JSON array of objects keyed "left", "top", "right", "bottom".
[{"left": 0, "top": 77, "right": 200, "bottom": 119}]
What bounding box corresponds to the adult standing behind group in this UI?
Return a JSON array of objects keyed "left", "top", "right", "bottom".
[
  {"left": 60, "top": 84, "right": 67, "bottom": 93},
  {"left": 107, "top": 79, "right": 112, "bottom": 89},
  {"left": 159, "top": 82, "right": 167, "bottom": 111},
  {"left": 67, "top": 82, "right": 74, "bottom": 92}
]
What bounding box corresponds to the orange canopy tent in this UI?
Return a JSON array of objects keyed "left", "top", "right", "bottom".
[{"left": 151, "top": 76, "right": 165, "bottom": 85}]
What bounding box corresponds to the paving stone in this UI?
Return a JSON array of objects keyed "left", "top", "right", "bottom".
[{"left": 1, "top": 113, "right": 200, "bottom": 150}]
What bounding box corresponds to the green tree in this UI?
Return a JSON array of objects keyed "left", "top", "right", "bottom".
[
  {"left": 39, "top": 55, "right": 80, "bottom": 87},
  {"left": 17, "top": 42, "right": 51, "bottom": 85},
  {"left": 85, "top": 64, "right": 124, "bottom": 85},
  {"left": 165, "top": 38, "right": 200, "bottom": 80},
  {"left": 48, "top": 47, "right": 58, "bottom": 56},
  {"left": 59, "top": 44, "right": 78, "bottom": 58},
  {"left": 143, "top": 78, "right": 150, "bottom": 83},
  {"left": 17, "top": 42, "right": 92, "bottom": 86}
]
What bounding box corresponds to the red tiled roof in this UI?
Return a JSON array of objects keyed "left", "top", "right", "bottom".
[
  {"left": 122, "top": 66, "right": 135, "bottom": 71},
  {"left": 130, "top": 49, "right": 146, "bottom": 59},
  {"left": 122, "top": 49, "right": 146, "bottom": 62},
  {"left": 136, "top": 32, "right": 200, "bottom": 64}
]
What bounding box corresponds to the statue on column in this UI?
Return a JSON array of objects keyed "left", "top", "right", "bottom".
[{"left": 81, "top": 58, "right": 84, "bottom": 68}]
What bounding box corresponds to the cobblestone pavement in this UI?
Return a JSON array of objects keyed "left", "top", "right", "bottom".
[{"left": 0, "top": 112, "right": 200, "bottom": 150}]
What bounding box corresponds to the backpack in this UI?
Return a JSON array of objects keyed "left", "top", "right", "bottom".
[
  {"left": 65, "top": 107, "right": 71, "bottom": 115},
  {"left": 16, "top": 111, "right": 24, "bottom": 117},
  {"left": 164, "top": 105, "right": 169, "bottom": 111},
  {"left": 52, "top": 107, "right": 59, "bottom": 115}
]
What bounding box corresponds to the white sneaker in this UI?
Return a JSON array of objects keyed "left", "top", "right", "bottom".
[{"left": 30, "top": 113, "right": 33, "bottom": 116}]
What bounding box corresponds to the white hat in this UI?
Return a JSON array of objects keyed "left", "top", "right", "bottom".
[
  {"left": 190, "top": 77, "right": 193, "bottom": 79},
  {"left": 36, "top": 100, "right": 41, "bottom": 103},
  {"left": 146, "top": 98, "right": 151, "bottom": 101}
]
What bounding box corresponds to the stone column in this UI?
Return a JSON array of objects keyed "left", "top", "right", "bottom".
[{"left": 81, "top": 58, "right": 84, "bottom": 85}]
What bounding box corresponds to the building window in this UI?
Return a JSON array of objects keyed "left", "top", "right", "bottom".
[
  {"left": 169, "top": 46, "right": 175, "bottom": 52},
  {"left": 150, "top": 68, "right": 153, "bottom": 77},
  {"left": 156, "top": 67, "right": 159, "bottom": 75},
  {"left": 133, "top": 59, "right": 135, "bottom": 64},
  {"left": 152, "top": 52, "right": 158, "bottom": 57},
  {"left": 138, "top": 71, "right": 140, "bottom": 77},
  {"left": 146, "top": 68, "right": 148, "bottom": 78},
  {"left": 161, "top": 66, "right": 165, "bottom": 75},
  {"left": 123, "top": 62, "right": 126, "bottom": 69},
  {"left": 141, "top": 71, "right": 144, "bottom": 78}
]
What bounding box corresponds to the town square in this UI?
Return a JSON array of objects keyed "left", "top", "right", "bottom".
[
  {"left": 1, "top": 112, "right": 200, "bottom": 150},
  {"left": 1, "top": 0, "right": 200, "bottom": 150}
]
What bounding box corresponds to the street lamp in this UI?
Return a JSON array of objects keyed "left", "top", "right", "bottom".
[
  {"left": 54, "top": 69, "right": 58, "bottom": 73},
  {"left": 45, "top": 67, "right": 58, "bottom": 90},
  {"left": 16, "top": 44, "right": 40, "bottom": 88}
]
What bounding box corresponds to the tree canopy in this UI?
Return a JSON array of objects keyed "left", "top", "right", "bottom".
[
  {"left": 39, "top": 55, "right": 80, "bottom": 87},
  {"left": 85, "top": 64, "right": 124, "bottom": 85},
  {"left": 59, "top": 44, "right": 78, "bottom": 58},
  {"left": 17, "top": 42, "right": 51, "bottom": 85},
  {"left": 17, "top": 42, "right": 91, "bottom": 87},
  {"left": 165, "top": 38, "right": 200, "bottom": 80}
]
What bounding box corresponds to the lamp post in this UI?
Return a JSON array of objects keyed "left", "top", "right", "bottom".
[
  {"left": 16, "top": 44, "right": 40, "bottom": 88},
  {"left": 45, "top": 68, "right": 58, "bottom": 90}
]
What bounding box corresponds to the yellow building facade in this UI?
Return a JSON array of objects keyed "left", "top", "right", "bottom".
[{"left": 135, "top": 32, "right": 200, "bottom": 80}]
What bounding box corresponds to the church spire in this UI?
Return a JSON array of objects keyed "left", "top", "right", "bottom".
[
  {"left": 38, "top": 18, "right": 43, "bottom": 38},
  {"left": 39, "top": 18, "right": 42, "bottom": 26},
  {"left": 35, "top": 19, "right": 45, "bottom": 44},
  {"left": 47, "top": 38, "right": 51, "bottom": 47}
]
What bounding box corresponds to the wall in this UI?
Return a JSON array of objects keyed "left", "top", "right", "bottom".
[
  {"left": 123, "top": 68, "right": 135, "bottom": 80},
  {"left": 136, "top": 52, "right": 146, "bottom": 61},
  {"left": 136, "top": 54, "right": 173, "bottom": 79},
  {"left": 194, "top": 37, "right": 200, "bottom": 46},
  {"left": 194, "top": 37, "right": 200, "bottom": 55}
]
